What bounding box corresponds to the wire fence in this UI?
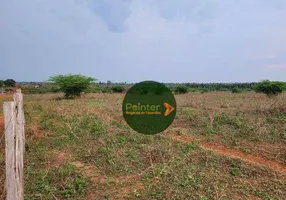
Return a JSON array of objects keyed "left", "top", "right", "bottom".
[{"left": 1, "top": 90, "right": 25, "bottom": 200}]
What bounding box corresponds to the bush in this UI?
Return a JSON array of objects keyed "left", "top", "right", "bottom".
[
  {"left": 174, "top": 85, "right": 188, "bottom": 94},
  {"left": 200, "top": 88, "right": 209, "bottom": 93},
  {"left": 253, "top": 80, "right": 283, "bottom": 96},
  {"left": 111, "top": 85, "right": 125, "bottom": 93},
  {"left": 48, "top": 74, "right": 96, "bottom": 98},
  {"left": 102, "top": 87, "right": 112, "bottom": 93},
  {"left": 4, "top": 79, "right": 16, "bottom": 87},
  {"left": 231, "top": 87, "right": 242, "bottom": 93},
  {"left": 84, "top": 85, "right": 102, "bottom": 93}
]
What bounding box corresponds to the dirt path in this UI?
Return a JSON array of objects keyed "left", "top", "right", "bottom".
[
  {"left": 89, "top": 106, "right": 286, "bottom": 174},
  {"left": 166, "top": 133, "right": 286, "bottom": 174}
]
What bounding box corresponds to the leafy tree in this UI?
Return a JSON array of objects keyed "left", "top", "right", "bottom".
[
  {"left": 174, "top": 85, "right": 188, "bottom": 94},
  {"left": 253, "top": 80, "right": 283, "bottom": 96},
  {"left": 4, "top": 79, "right": 16, "bottom": 87},
  {"left": 0, "top": 80, "right": 3, "bottom": 86},
  {"left": 48, "top": 74, "right": 96, "bottom": 98}
]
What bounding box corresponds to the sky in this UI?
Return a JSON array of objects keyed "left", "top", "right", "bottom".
[{"left": 0, "top": 0, "right": 286, "bottom": 83}]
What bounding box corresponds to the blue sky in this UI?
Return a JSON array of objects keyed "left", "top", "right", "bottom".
[{"left": 0, "top": 0, "right": 285, "bottom": 83}]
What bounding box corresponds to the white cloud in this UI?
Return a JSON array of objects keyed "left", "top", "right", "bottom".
[{"left": 0, "top": 0, "right": 286, "bottom": 82}]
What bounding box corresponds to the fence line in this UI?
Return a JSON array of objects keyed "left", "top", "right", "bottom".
[{"left": 3, "top": 89, "right": 25, "bottom": 200}]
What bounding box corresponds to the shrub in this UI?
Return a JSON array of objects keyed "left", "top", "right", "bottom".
[
  {"left": 111, "top": 85, "right": 125, "bottom": 93},
  {"left": 22, "top": 86, "right": 60, "bottom": 94},
  {"left": 48, "top": 74, "right": 96, "bottom": 98},
  {"left": 253, "top": 80, "right": 283, "bottom": 96},
  {"left": 231, "top": 87, "right": 242, "bottom": 93},
  {"left": 84, "top": 85, "right": 102, "bottom": 93},
  {"left": 188, "top": 88, "right": 198, "bottom": 92},
  {"left": 174, "top": 85, "right": 188, "bottom": 94},
  {"left": 200, "top": 88, "right": 209, "bottom": 93},
  {"left": 102, "top": 87, "right": 112, "bottom": 93}
]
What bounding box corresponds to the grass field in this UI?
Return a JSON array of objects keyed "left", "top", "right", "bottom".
[{"left": 0, "top": 92, "right": 285, "bottom": 199}]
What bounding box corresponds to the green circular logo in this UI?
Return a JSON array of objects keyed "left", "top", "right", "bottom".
[{"left": 122, "top": 81, "right": 176, "bottom": 135}]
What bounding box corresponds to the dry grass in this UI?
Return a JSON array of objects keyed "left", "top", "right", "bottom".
[{"left": 0, "top": 92, "right": 285, "bottom": 199}]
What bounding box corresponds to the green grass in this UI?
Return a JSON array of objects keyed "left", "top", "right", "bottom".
[{"left": 0, "top": 92, "right": 284, "bottom": 199}]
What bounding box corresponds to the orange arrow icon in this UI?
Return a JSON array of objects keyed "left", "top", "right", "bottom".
[{"left": 164, "top": 102, "right": 175, "bottom": 116}]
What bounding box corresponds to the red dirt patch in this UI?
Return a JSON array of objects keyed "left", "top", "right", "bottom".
[
  {"left": 51, "top": 151, "right": 70, "bottom": 167},
  {"left": 117, "top": 182, "right": 145, "bottom": 198},
  {"left": 166, "top": 133, "right": 286, "bottom": 174},
  {"left": 202, "top": 142, "right": 286, "bottom": 173},
  {"left": 30, "top": 124, "right": 47, "bottom": 139},
  {"left": 0, "top": 94, "right": 13, "bottom": 100},
  {"left": 71, "top": 161, "right": 106, "bottom": 183}
]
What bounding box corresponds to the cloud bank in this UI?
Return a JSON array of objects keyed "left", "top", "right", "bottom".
[{"left": 0, "top": 0, "right": 285, "bottom": 82}]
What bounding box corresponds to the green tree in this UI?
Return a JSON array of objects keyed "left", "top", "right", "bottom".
[
  {"left": 48, "top": 74, "right": 96, "bottom": 98},
  {"left": 253, "top": 80, "right": 283, "bottom": 96},
  {"left": 4, "top": 79, "right": 16, "bottom": 87},
  {"left": 0, "top": 80, "right": 3, "bottom": 87},
  {"left": 174, "top": 85, "right": 188, "bottom": 94}
]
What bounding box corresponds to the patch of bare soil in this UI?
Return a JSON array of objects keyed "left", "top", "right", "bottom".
[
  {"left": 72, "top": 160, "right": 146, "bottom": 184},
  {"left": 50, "top": 151, "right": 71, "bottom": 168},
  {"left": 165, "top": 133, "right": 286, "bottom": 174},
  {"left": 71, "top": 160, "right": 146, "bottom": 199},
  {"left": 29, "top": 124, "right": 47, "bottom": 139},
  {"left": 72, "top": 161, "right": 106, "bottom": 183},
  {"left": 113, "top": 182, "right": 145, "bottom": 199},
  {"left": 0, "top": 94, "right": 13, "bottom": 100}
]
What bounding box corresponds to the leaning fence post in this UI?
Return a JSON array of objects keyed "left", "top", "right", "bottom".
[{"left": 3, "top": 89, "right": 25, "bottom": 200}]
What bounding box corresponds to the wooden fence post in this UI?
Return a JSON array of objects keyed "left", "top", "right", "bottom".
[{"left": 3, "top": 89, "right": 25, "bottom": 200}]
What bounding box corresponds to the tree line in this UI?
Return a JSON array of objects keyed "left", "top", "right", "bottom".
[{"left": 1, "top": 75, "right": 286, "bottom": 97}]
